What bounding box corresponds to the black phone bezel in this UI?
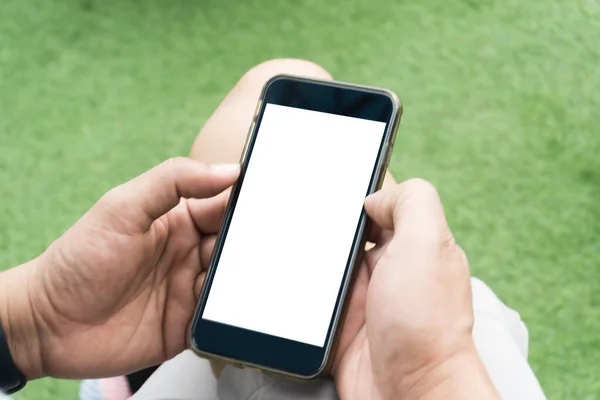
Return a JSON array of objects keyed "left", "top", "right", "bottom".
[{"left": 190, "top": 75, "right": 400, "bottom": 378}]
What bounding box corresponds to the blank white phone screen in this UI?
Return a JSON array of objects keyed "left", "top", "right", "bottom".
[{"left": 202, "top": 103, "right": 386, "bottom": 347}]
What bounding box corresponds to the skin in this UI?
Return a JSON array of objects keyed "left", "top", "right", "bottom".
[{"left": 0, "top": 59, "right": 500, "bottom": 398}]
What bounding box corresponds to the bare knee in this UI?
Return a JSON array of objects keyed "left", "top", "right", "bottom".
[{"left": 236, "top": 58, "right": 333, "bottom": 94}]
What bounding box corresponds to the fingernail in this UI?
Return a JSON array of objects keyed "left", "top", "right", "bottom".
[{"left": 210, "top": 163, "right": 240, "bottom": 174}]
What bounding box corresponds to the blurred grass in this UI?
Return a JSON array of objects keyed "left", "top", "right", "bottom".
[{"left": 1, "top": 0, "right": 599, "bottom": 398}]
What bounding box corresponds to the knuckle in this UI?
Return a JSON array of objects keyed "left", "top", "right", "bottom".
[
  {"left": 98, "top": 184, "right": 128, "bottom": 208},
  {"left": 394, "top": 178, "right": 454, "bottom": 247},
  {"left": 397, "top": 226, "right": 451, "bottom": 252},
  {"left": 453, "top": 245, "right": 471, "bottom": 277},
  {"left": 162, "top": 156, "right": 188, "bottom": 171},
  {"left": 455, "top": 244, "right": 469, "bottom": 265},
  {"left": 400, "top": 178, "right": 439, "bottom": 199},
  {"left": 439, "top": 230, "right": 457, "bottom": 251},
  {"left": 160, "top": 157, "right": 208, "bottom": 179},
  {"left": 391, "top": 178, "right": 440, "bottom": 215}
]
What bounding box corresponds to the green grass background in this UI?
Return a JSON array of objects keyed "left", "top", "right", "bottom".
[{"left": 1, "top": 0, "right": 599, "bottom": 398}]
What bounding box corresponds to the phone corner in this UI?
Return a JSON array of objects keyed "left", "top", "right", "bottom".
[
  {"left": 298, "top": 355, "right": 333, "bottom": 381},
  {"left": 382, "top": 89, "right": 402, "bottom": 116},
  {"left": 396, "top": 96, "right": 404, "bottom": 118},
  {"left": 187, "top": 332, "right": 198, "bottom": 352},
  {"left": 187, "top": 318, "right": 203, "bottom": 354},
  {"left": 301, "top": 369, "right": 329, "bottom": 381},
  {"left": 187, "top": 340, "right": 214, "bottom": 363},
  {"left": 261, "top": 74, "right": 294, "bottom": 95}
]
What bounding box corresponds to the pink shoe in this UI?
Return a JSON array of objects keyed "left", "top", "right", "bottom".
[{"left": 79, "top": 376, "right": 132, "bottom": 400}]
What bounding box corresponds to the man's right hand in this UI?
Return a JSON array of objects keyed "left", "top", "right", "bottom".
[{"left": 334, "top": 179, "right": 500, "bottom": 400}]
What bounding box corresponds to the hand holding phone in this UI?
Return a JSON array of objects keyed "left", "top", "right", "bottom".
[
  {"left": 189, "top": 75, "right": 401, "bottom": 379},
  {"left": 336, "top": 181, "right": 500, "bottom": 400}
]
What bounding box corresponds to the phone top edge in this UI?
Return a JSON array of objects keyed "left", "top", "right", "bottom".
[{"left": 262, "top": 74, "right": 402, "bottom": 113}]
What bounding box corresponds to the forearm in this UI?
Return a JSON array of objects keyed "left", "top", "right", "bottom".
[
  {"left": 0, "top": 260, "right": 45, "bottom": 379},
  {"left": 391, "top": 347, "right": 500, "bottom": 400}
]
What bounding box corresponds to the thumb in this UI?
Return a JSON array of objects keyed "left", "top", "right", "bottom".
[
  {"left": 97, "top": 157, "right": 240, "bottom": 232},
  {"left": 364, "top": 178, "right": 452, "bottom": 244}
]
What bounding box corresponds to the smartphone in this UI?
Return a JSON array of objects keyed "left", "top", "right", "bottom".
[{"left": 189, "top": 75, "right": 401, "bottom": 379}]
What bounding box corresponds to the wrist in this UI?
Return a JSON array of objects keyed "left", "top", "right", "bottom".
[
  {"left": 384, "top": 342, "right": 499, "bottom": 400},
  {"left": 0, "top": 259, "right": 46, "bottom": 379}
]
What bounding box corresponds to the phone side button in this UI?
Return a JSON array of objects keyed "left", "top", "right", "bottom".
[
  {"left": 254, "top": 100, "right": 262, "bottom": 119},
  {"left": 239, "top": 122, "right": 255, "bottom": 163},
  {"left": 377, "top": 144, "right": 392, "bottom": 189},
  {"left": 384, "top": 144, "right": 393, "bottom": 167}
]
